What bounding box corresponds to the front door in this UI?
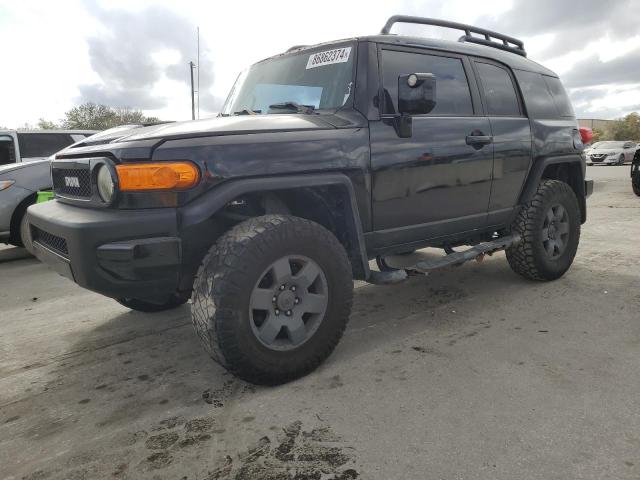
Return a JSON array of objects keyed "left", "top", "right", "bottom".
[{"left": 369, "top": 47, "right": 493, "bottom": 248}]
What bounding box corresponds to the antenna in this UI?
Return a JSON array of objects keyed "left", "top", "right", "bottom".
[
  {"left": 197, "top": 27, "right": 200, "bottom": 119},
  {"left": 189, "top": 61, "right": 196, "bottom": 120}
]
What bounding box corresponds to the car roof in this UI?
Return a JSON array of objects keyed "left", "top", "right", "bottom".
[
  {"left": 0, "top": 129, "right": 98, "bottom": 135},
  {"left": 275, "top": 35, "right": 557, "bottom": 77}
]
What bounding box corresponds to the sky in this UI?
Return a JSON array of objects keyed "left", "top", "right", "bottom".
[{"left": 1, "top": 0, "right": 639, "bottom": 127}]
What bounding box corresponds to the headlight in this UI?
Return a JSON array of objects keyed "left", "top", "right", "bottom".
[
  {"left": 0, "top": 180, "right": 15, "bottom": 191},
  {"left": 96, "top": 165, "right": 115, "bottom": 203}
]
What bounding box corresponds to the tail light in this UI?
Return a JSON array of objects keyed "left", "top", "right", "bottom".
[{"left": 579, "top": 127, "right": 593, "bottom": 145}]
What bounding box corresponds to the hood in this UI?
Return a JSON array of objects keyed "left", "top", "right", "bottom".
[
  {"left": 0, "top": 159, "right": 49, "bottom": 176},
  {"left": 85, "top": 115, "right": 337, "bottom": 145}
]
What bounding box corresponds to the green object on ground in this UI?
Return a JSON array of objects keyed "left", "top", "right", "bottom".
[{"left": 36, "top": 191, "right": 54, "bottom": 203}]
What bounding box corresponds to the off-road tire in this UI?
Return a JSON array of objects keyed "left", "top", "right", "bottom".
[
  {"left": 117, "top": 295, "right": 188, "bottom": 312},
  {"left": 632, "top": 173, "right": 640, "bottom": 196},
  {"left": 506, "top": 179, "right": 580, "bottom": 281},
  {"left": 191, "top": 214, "right": 353, "bottom": 385}
]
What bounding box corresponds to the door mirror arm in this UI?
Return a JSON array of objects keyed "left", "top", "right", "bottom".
[{"left": 392, "top": 114, "right": 413, "bottom": 138}]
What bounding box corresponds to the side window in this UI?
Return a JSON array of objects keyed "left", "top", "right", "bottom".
[
  {"left": 475, "top": 62, "right": 521, "bottom": 116},
  {"left": 17, "top": 133, "right": 74, "bottom": 158},
  {"left": 514, "top": 70, "right": 558, "bottom": 119},
  {"left": 380, "top": 50, "right": 473, "bottom": 116},
  {"left": 543, "top": 76, "right": 574, "bottom": 117},
  {"left": 0, "top": 137, "right": 16, "bottom": 165}
]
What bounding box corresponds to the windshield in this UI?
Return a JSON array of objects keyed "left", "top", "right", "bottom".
[
  {"left": 221, "top": 42, "right": 355, "bottom": 116},
  {"left": 592, "top": 141, "right": 625, "bottom": 149}
]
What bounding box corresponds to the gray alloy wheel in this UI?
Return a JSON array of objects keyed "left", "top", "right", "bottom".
[
  {"left": 619, "top": 154, "right": 625, "bottom": 166},
  {"left": 542, "top": 203, "right": 570, "bottom": 259},
  {"left": 249, "top": 255, "right": 328, "bottom": 351}
]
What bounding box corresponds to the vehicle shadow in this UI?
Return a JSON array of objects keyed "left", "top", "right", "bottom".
[{"left": 0, "top": 245, "right": 31, "bottom": 263}]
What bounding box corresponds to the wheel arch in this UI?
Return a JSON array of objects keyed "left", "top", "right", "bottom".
[
  {"left": 519, "top": 156, "right": 587, "bottom": 223},
  {"left": 9, "top": 191, "right": 37, "bottom": 245},
  {"left": 179, "top": 174, "right": 370, "bottom": 280}
]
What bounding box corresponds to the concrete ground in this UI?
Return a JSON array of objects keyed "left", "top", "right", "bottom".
[{"left": 1, "top": 165, "right": 639, "bottom": 480}]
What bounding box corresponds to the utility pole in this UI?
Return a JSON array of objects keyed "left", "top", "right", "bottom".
[
  {"left": 197, "top": 26, "right": 200, "bottom": 119},
  {"left": 189, "top": 61, "right": 196, "bottom": 120}
]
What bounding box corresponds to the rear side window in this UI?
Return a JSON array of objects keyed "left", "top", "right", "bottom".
[
  {"left": 514, "top": 70, "right": 558, "bottom": 119},
  {"left": 475, "top": 62, "right": 521, "bottom": 116},
  {"left": 380, "top": 50, "right": 473, "bottom": 116},
  {"left": 17, "top": 133, "right": 74, "bottom": 158},
  {"left": 543, "top": 76, "right": 575, "bottom": 117}
]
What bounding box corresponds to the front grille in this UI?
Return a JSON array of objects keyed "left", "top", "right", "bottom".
[
  {"left": 52, "top": 168, "right": 92, "bottom": 198},
  {"left": 32, "top": 227, "right": 69, "bottom": 256},
  {"left": 590, "top": 154, "right": 606, "bottom": 161}
]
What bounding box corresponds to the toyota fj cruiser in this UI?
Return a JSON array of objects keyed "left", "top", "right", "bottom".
[{"left": 28, "top": 16, "right": 593, "bottom": 384}]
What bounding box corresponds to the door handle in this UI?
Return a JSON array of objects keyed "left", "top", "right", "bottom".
[{"left": 466, "top": 135, "right": 493, "bottom": 146}]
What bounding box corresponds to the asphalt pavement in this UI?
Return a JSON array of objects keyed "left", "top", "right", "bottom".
[{"left": 1, "top": 165, "right": 639, "bottom": 480}]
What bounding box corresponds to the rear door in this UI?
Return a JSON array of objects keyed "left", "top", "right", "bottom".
[
  {"left": 471, "top": 60, "right": 532, "bottom": 227},
  {"left": 369, "top": 47, "right": 494, "bottom": 248}
]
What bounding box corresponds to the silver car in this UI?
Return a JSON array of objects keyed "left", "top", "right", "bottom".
[
  {"left": 0, "top": 130, "right": 96, "bottom": 252},
  {"left": 0, "top": 160, "right": 50, "bottom": 251},
  {"left": 1, "top": 126, "right": 149, "bottom": 252},
  {"left": 585, "top": 141, "right": 637, "bottom": 165}
]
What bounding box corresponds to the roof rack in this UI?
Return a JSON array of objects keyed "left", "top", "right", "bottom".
[{"left": 380, "top": 15, "right": 527, "bottom": 57}]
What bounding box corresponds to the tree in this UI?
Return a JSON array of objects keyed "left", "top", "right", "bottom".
[
  {"left": 609, "top": 112, "right": 640, "bottom": 141},
  {"left": 61, "top": 103, "right": 161, "bottom": 130},
  {"left": 37, "top": 118, "right": 60, "bottom": 130}
]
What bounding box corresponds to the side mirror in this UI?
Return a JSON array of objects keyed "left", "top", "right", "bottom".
[{"left": 398, "top": 73, "right": 436, "bottom": 115}]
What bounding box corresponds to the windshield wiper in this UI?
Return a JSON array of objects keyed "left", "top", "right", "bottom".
[
  {"left": 268, "top": 102, "right": 315, "bottom": 114},
  {"left": 233, "top": 108, "right": 261, "bottom": 116}
]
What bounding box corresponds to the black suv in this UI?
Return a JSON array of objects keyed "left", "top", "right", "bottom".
[{"left": 28, "top": 16, "right": 593, "bottom": 384}]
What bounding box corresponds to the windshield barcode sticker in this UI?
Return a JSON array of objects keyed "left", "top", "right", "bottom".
[{"left": 306, "top": 47, "right": 352, "bottom": 69}]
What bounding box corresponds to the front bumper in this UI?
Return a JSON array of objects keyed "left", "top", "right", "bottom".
[
  {"left": 27, "top": 200, "right": 182, "bottom": 300},
  {"left": 586, "top": 156, "right": 618, "bottom": 165}
]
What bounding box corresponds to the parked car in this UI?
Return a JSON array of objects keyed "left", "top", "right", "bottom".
[
  {"left": 0, "top": 130, "right": 96, "bottom": 251},
  {"left": 29, "top": 16, "right": 592, "bottom": 384},
  {"left": 0, "top": 130, "right": 96, "bottom": 166},
  {"left": 584, "top": 141, "right": 636, "bottom": 165},
  {"left": 632, "top": 147, "right": 640, "bottom": 196}
]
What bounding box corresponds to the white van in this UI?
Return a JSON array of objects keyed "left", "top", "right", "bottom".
[{"left": 0, "top": 130, "right": 96, "bottom": 166}]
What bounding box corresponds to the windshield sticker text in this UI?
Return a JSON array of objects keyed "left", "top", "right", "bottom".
[{"left": 306, "top": 47, "right": 352, "bottom": 69}]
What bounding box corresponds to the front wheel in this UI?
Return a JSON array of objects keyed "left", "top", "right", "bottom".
[
  {"left": 117, "top": 294, "right": 188, "bottom": 312},
  {"left": 506, "top": 180, "right": 581, "bottom": 281},
  {"left": 19, "top": 210, "right": 34, "bottom": 256},
  {"left": 191, "top": 215, "right": 353, "bottom": 385},
  {"left": 619, "top": 154, "right": 625, "bottom": 166}
]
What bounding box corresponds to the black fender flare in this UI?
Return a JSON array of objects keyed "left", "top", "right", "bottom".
[
  {"left": 178, "top": 173, "right": 371, "bottom": 280},
  {"left": 518, "top": 155, "right": 587, "bottom": 223}
]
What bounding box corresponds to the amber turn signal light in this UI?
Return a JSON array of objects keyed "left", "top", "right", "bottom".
[{"left": 116, "top": 162, "right": 200, "bottom": 191}]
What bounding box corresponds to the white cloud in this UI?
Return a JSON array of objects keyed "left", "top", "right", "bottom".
[{"left": 0, "top": 0, "right": 638, "bottom": 127}]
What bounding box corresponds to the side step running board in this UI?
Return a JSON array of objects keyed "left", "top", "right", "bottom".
[
  {"left": 366, "top": 234, "right": 520, "bottom": 285},
  {"left": 413, "top": 234, "right": 520, "bottom": 273}
]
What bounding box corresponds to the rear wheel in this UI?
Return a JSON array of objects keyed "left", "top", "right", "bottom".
[
  {"left": 191, "top": 215, "right": 353, "bottom": 385},
  {"left": 506, "top": 180, "right": 581, "bottom": 281},
  {"left": 633, "top": 173, "right": 640, "bottom": 196},
  {"left": 117, "top": 295, "right": 188, "bottom": 312}
]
